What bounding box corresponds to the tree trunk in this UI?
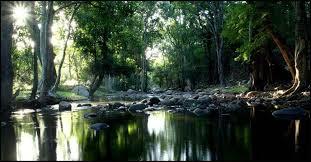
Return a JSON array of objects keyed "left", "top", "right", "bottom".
[
  {"left": 89, "top": 74, "right": 104, "bottom": 101},
  {"left": 39, "top": 1, "right": 57, "bottom": 101},
  {"left": 283, "top": 1, "right": 309, "bottom": 96},
  {"left": 28, "top": 1, "right": 39, "bottom": 100},
  {"left": 1, "top": 1, "right": 14, "bottom": 121},
  {"left": 51, "top": 5, "right": 79, "bottom": 92},
  {"left": 266, "top": 28, "right": 296, "bottom": 81}
]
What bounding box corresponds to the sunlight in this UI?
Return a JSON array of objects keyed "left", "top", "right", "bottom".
[
  {"left": 16, "top": 132, "right": 39, "bottom": 160},
  {"left": 145, "top": 46, "right": 163, "bottom": 61},
  {"left": 12, "top": 3, "right": 30, "bottom": 26},
  {"left": 147, "top": 112, "right": 165, "bottom": 135}
]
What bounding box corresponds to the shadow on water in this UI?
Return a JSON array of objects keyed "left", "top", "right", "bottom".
[
  {"left": 0, "top": 103, "right": 310, "bottom": 160},
  {"left": 249, "top": 105, "right": 311, "bottom": 160}
]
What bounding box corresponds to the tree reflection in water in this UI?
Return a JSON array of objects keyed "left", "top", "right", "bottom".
[{"left": 1, "top": 105, "right": 309, "bottom": 160}]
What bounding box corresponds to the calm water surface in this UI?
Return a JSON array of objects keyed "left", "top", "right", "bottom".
[{"left": 1, "top": 102, "right": 310, "bottom": 161}]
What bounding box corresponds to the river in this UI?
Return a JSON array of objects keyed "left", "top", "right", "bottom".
[{"left": 1, "top": 101, "right": 310, "bottom": 160}]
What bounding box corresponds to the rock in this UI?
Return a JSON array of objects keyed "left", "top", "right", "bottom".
[
  {"left": 195, "top": 89, "right": 203, "bottom": 93},
  {"left": 59, "top": 101, "right": 72, "bottom": 111},
  {"left": 182, "top": 93, "right": 192, "bottom": 99},
  {"left": 255, "top": 98, "right": 262, "bottom": 103},
  {"left": 38, "top": 95, "right": 60, "bottom": 106},
  {"left": 90, "top": 123, "right": 110, "bottom": 131},
  {"left": 209, "top": 95, "right": 217, "bottom": 100},
  {"left": 192, "top": 95, "right": 200, "bottom": 100},
  {"left": 182, "top": 98, "right": 197, "bottom": 107},
  {"left": 72, "top": 85, "right": 89, "bottom": 97},
  {"left": 167, "top": 110, "right": 176, "bottom": 113},
  {"left": 112, "top": 102, "right": 124, "bottom": 109},
  {"left": 116, "top": 106, "right": 127, "bottom": 111},
  {"left": 271, "top": 100, "right": 278, "bottom": 105},
  {"left": 197, "top": 95, "right": 212, "bottom": 104},
  {"left": 84, "top": 112, "right": 97, "bottom": 119},
  {"left": 77, "top": 103, "right": 92, "bottom": 107},
  {"left": 222, "top": 100, "right": 247, "bottom": 113},
  {"left": 245, "top": 91, "right": 259, "bottom": 98},
  {"left": 166, "top": 90, "right": 173, "bottom": 95},
  {"left": 220, "top": 93, "right": 236, "bottom": 100},
  {"left": 128, "top": 103, "right": 148, "bottom": 111},
  {"left": 127, "top": 89, "right": 136, "bottom": 93},
  {"left": 272, "top": 107, "right": 308, "bottom": 120},
  {"left": 176, "top": 108, "right": 185, "bottom": 113},
  {"left": 139, "top": 99, "right": 148, "bottom": 104},
  {"left": 193, "top": 108, "right": 213, "bottom": 116},
  {"left": 211, "top": 88, "right": 221, "bottom": 94},
  {"left": 147, "top": 97, "right": 160, "bottom": 106}
]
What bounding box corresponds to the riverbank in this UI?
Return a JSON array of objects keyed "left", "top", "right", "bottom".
[{"left": 12, "top": 84, "right": 310, "bottom": 119}]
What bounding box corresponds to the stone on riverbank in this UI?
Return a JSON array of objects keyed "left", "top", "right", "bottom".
[
  {"left": 147, "top": 97, "right": 161, "bottom": 106},
  {"left": 72, "top": 85, "right": 89, "bottom": 97},
  {"left": 59, "top": 101, "right": 72, "bottom": 111},
  {"left": 129, "top": 103, "right": 148, "bottom": 111}
]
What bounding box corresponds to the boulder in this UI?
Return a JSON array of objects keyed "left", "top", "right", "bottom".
[
  {"left": 245, "top": 91, "right": 259, "bottom": 98},
  {"left": 193, "top": 108, "right": 213, "bottom": 116},
  {"left": 72, "top": 85, "right": 89, "bottom": 97},
  {"left": 77, "top": 103, "right": 92, "bottom": 107},
  {"left": 148, "top": 97, "right": 161, "bottom": 106},
  {"left": 272, "top": 107, "right": 308, "bottom": 120},
  {"left": 197, "top": 95, "right": 212, "bottom": 104},
  {"left": 144, "top": 107, "right": 156, "bottom": 111},
  {"left": 59, "top": 101, "right": 72, "bottom": 111},
  {"left": 182, "top": 98, "right": 197, "bottom": 107},
  {"left": 116, "top": 106, "right": 127, "bottom": 111},
  {"left": 111, "top": 102, "right": 124, "bottom": 109},
  {"left": 182, "top": 93, "right": 192, "bottom": 99},
  {"left": 195, "top": 89, "right": 203, "bottom": 93},
  {"left": 127, "top": 89, "right": 136, "bottom": 93},
  {"left": 192, "top": 95, "right": 200, "bottom": 100},
  {"left": 139, "top": 99, "right": 148, "bottom": 104},
  {"left": 90, "top": 123, "right": 110, "bottom": 131},
  {"left": 166, "top": 90, "right": 173, "bottom": 95},
  {"left": 128, "top": 103, "right": 148, "bottom": 111},
  {"left": 159, "top": 99, "right": 176, "bottom": 106},
  {"left": 222, "top": 100, "right": 247, "bottom": 113}
]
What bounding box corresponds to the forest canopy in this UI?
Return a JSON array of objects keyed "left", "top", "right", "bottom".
[{"left": 1, "top": 1, "right": 310, "bottom": 112}]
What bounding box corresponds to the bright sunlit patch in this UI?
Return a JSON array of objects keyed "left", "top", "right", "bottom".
[
  {"left": 16, "top": 132, "right": 39, "bottom": 160},
  {"left": 147, "top": 112, "right": 165, "bottom": 135},
  {"left": 12, "top": 3, "right": 30, "bottom": 26}
]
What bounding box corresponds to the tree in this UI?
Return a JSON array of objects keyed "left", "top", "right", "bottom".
[
  {"left": 27, "top": 1, "right": 40, "bottom": 100},
  {"left": 50, "top": 4, "right": 80, "bottom": 92},
  {"left": 283, "top": 1, "right": 310, "bottom": 96},
  {"left": 196, "top": 1, "right": 225, "bottom": 86},
  {"left": 74, "top": 1, "right": 136, "bottom": 100},
  {"left": 39, "top": 1, "right": 57, "bottom": 101},
  {"left": 1, "top": 1, "right": 14, "bottom": 120}
]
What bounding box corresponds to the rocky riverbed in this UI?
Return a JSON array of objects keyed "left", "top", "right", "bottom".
[{"left": 56, "top": 88, "right": 311, "bottom": 120}]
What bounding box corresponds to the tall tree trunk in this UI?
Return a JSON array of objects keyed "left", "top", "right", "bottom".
[
  {"left": 141, "top": 27, "right": 148, "bottom": 92},
  {"left": 1, "top": 1, "right": 14, "bottom": 121},
  {"left": 89, "top": 73, "right": 104, "bottom": 101},
  {"left": 28, "top": 1, "right": 40, "bottom": 100},
  {"left": 39, "top": 1, "right": 56, "bottom": 101},
  {"left": 266, "top": 28, "right": 296, "bottom": 81},
  {"left": 283, "top": 1, "right": 309, "bottom": 96},
  {"left": 51, "top": 4, "right": 79, "bottom": 92}
]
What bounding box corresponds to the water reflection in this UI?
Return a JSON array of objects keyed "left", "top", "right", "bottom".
[{"left": 1, "top": 105, "right": 310, "bottom": 161}]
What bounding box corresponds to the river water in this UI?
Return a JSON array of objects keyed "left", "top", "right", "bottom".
[{"left": 1, "top": 102, "right": 310, "bottom": 160}]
